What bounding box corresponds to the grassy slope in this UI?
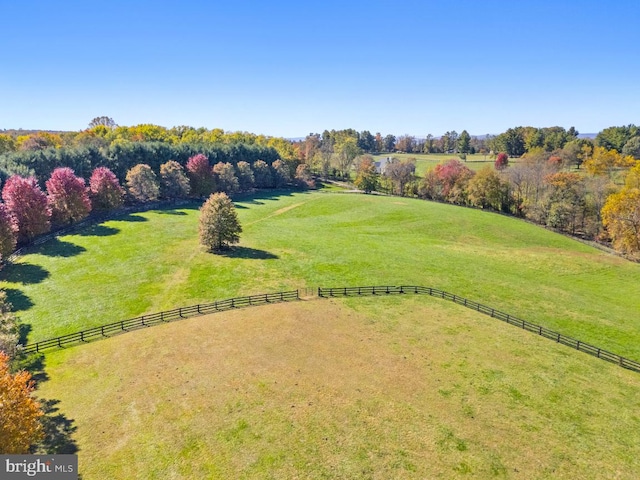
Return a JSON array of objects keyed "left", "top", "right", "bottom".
[
  {"left": 2, "top": 191, "right": 639, "bottom": 359},
  {"left": 37, "top": 298, "right": 640, "bottom": 479}
]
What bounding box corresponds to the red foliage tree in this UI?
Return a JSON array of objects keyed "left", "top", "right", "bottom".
[
  {"left": 495, "top": 152, "right": 509, "bottom": 170},
  {"left": 89, "top": 167, "right": 125, "bottom": 211},
  {"left": 420, "top": 159, "right": 475, "bottom": 204},
  {"left": 0, "top": 204, "right": 17, "bottom": 259},
  {"left": 2, "top": 176, "right": 51, "bottom": 243},
  {"left": 186, "top": 154, "right": 216, "bottom": 197},
  {"left": 46, "top": 167, "right": 92, "bottom": 226}
]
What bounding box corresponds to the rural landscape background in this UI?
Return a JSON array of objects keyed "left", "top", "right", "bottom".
[{"left": 1, "top": 0, "right": 639, "bottom": 479}]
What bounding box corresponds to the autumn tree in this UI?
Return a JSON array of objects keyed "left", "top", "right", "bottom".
[
  {"left": 354, "top": 157, "right": 379, "bottom": 193},
  {"left": 186, "top": 154, "right": 216, "bottom": 197},
  {"left": 384, "top": 159, "right": 416, "bottom": 196},
  {"left": 160, "top": 160, "right": 190, "bottom": 199},
  {"left": 213, "top": 162, "right": 239, "bottom": 194},
  {"left": 236, "top": 161, "right": 255, "bottom": 191},
  {"left": 126, "top": 164, "right": 160, "bottom": 202},
  {"left": 583, "top": 146, "right": 636, "bottom": 176},
  {"left": 45, "top": 168, "right": 91, "bottom": 226},
  {"left": 0, "top": 204, "right": 17, "bottom": 259},
  {"left": 0, "top": 351, "right": 44, "bottom": 453},
  {"left": 2, "top": 176, "right": 51, "bottom": 243},
  {"left": 544, "top": 172, "right": 587, "bottom": 234},
  {"left": 294, "top": 163, "right": 315, "bottom": 189},
  {"left": 0, "top": 291, "right": 20, "bottom": 359},
  {"left": 467, "top": 166, "right": 511, "bottom": 212},
  {"left": 252, "top": 160, "right": 274, "bottom": 188},
  {"left": 272, "top": 160, "right": 291, "bottom": 187},
  {"left": 199, "top": 192, "right": 242, "bottom": 252},
  {"left": 89, "top": 167, "right": 125, "bottom": 211},
  {"left": 495, "top": 152, "right": 509, "bottom": 170},
  {"left": 88, "top": 116, "right": 117, "bottom": 129},
  {"left": 420, "top": 159, "right": 475, "bottom": 204},
  {"left": 602, "top": 163, "right": 640, "bottom": 257},
  {"left": 333, "top": 137, "right": 360, "bottom": 178}
]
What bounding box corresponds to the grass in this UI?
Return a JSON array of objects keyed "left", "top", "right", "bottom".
[
  {"left": 9, "top": 190, "right": 640, "bottom": 478},
  {"left": 3, "top": 191, "right": 639, "bottom": 360},
  {"left": 371, "top": 153, "right": 498, "bottom": 174},
  {"left": 36, "top": 297, "right": 640, "bottom": 479}
]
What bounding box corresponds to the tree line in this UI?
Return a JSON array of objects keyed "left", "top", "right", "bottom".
[
  {"left": 0, "top": 155, "right": 315, "bottom": 260},
  {"left": 354, "top": 147, "right": 640, "bottom": 260}
]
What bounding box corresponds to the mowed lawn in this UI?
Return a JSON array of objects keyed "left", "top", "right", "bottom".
[
  {"left": 37, "top": 297, "right": 640, "bottom": 479},
  {"left": 2, "top": 191, "right": 639, "bottom": 360}
]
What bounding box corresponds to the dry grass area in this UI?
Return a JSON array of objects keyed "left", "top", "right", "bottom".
[{"left": 37, "top": 297, "right": 640, "bottom": 479}]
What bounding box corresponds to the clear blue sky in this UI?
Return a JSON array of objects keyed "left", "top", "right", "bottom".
[{"left": 1, "top": 0, "right": 638, "bottom": 137}]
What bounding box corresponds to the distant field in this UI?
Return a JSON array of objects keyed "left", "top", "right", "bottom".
[
  {"left": 371, "top": 153, "right": 497, "bottom": 174},
  {"left": 3, "top": 191, "right": 640, "bottom": 360},
  {"left": 37, "top": 297, "right": 640, "bottom": 479}
]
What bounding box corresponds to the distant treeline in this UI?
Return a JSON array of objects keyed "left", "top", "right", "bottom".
[{"left": 0, "top": 142, "right": 280, "bottom": 184}]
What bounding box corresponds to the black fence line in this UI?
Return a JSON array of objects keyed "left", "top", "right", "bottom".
[
  {"left": 317, "top": 285, "right": 640, "bottom": 374},
  {"left": 22, "top": 290, "right": 300, "bottom": 354}
]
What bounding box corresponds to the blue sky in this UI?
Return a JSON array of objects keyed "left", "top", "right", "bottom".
[{"left": 1, "top": 0, "right": 638, "bottom": 137}]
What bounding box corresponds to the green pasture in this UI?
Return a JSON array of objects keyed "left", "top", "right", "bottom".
[
  {"left": 37, "top": 297, "right": 640, "bottom": 479},
  {"left": 8, "top": 189, "right": 640, "bottom": 478},
  {"left": 371, "top": 153, "right": 497, "bottom": 174},
  {"left": 2, "top": 190, "right": 639, "bottom": 359}
]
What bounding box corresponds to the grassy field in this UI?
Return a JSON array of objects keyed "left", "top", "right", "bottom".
[
  {"left": 371, "top": 153, "right": 497, "bottom": 174},
  {"left": 3, "top": 191, "right": 639, "bottom": 359},
  {"left": 37, "top": 297, "right": 640, "bottom": 479},
  {"left": 6, "top": 190, "right": 639, "bottom": 478}
]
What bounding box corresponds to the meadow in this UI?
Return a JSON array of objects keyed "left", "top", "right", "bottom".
[
  {"left": 371, "top": 153, "right": 497, "bottom": 174},
  {"left": 3, "top": 190, "right": 640, "bottom": 478}
]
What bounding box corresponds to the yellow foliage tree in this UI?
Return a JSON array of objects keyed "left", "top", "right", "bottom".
[
  {"left": 602, "top": 164, "right": 640, "bottom": 257},
  {"left": 0, "top": 352, "right": 44, "bottom": 453},
  {"left": 584, "top": 146, "right": 636, "bottom": 176}
]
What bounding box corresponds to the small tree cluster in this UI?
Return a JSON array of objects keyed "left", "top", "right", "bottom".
[{"left": 199, "top": 193, "right": 242, "bottom": 252}]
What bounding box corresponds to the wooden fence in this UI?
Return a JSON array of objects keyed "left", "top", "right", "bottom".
[
  {"left": 20, "top": 284, "right": 640, "bottom": 375},
  {"left": 318, "top": 285, "right": 640, "bottom": 374},
  {"left": 22, "top": 290, "right": 299, "bottom": 354}
]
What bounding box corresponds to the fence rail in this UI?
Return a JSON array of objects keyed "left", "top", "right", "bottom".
[
  {"left": 318, "top": 285, "right": 640, "bottom": 374},
  {"left": 21, "top": 284, "right": 640, "bottom": 375},
  {"left": 22, "top": 290, "right": 299, "bottom": 354}
]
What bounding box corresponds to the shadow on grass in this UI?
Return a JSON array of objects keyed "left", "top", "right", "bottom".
[
  {"left": 0, "top": 262, "right": 50, "bottom": 284},
  {"left": 3, "top": 288, "right": 34, "bottom": 311},
  {"left": 217, "top": 246, "right": 278, "bottom": 260},
  {"left": 38, "top": 238, "right": 86, "bottom": 258},
  {"left": 116, "top": 213, "right": 148, "bottom": 222},
  {"left": 35, "top": 399, "right": 79, "bottom": 455},
  {"left": 14, "top": 354, "right": 79, "bottom": 455},
  {"left": 74, "top": 224, "right": 120, "bottom": 237},
  {"left": 156, "top": 210, "right": 188, "bottom": 216}
]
